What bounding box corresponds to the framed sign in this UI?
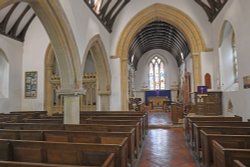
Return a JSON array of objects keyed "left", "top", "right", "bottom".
[{"left": 25, "top": 71, "right": 37, "bottom": 98}]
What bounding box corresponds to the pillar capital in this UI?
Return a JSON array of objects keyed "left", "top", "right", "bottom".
[{"left": 56, "top": 88, "right": 86, "bottom": 96}]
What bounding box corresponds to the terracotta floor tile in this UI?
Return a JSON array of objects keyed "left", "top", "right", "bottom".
[{"left": 139, "top": 112, "right": 196, "bottom": 167}]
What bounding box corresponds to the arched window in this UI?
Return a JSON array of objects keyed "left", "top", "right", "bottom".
[
  {"left": 149, "top": 56, "right": 165, "bottom": 90},
  {"left": 219, "top": 21, "right": 239, "bottom": 91},
  {"left": 232, "top": 32, "right": 238, "bottom": 83},
  {"left": 0, "top": 50, "right": 9, "bottom": 98}
]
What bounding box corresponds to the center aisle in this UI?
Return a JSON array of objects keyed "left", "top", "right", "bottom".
[{"left": 138, "top": 112, "right": 197, "bottom": 167}]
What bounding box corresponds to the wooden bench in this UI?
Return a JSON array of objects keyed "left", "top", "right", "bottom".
[
  {"left": 21, "top": 119, "right": 142, "bottom": 142},
  {"left": 233, "top": 160, "right": 248, "bottom": 167},
  {"left": 0, "top": 159, "right": 114, "bottom": 167},
  {"left": 189, "top": 121, "right": 248, "bottom": 148},
  {"left": 0, "top": 123, "right": 139, "bottom": 166},
  {"left": 213, "top": 140, "right": 250, "bottom": 167},
  {"left": 193, "top": 125, "right": 250, "bottom": 159},
  {"left": 53, "top": 111, "right": 148, "bottom": 131},
  {"left": 0, "top": 123, "right": 140, "bottom": 157},
  {"left": 42, "top": 116, "right": 146, "bottom": 138},
  {"left": 0, "top": 139, "right": 125, "bottom": 167},
  {"left": 9, "top": 119, "right": 142, "bottom": 153},
  {"left": 200, "top": 130, "right": 250, "bottom": 167},
  {"left": 0, "top": 129, "right": 135, "bottom": 167},
  {"left": 185, "top": 116, "right": 242, "bottom": 142}
]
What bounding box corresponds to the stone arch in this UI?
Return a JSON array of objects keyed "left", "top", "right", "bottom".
[
  {"left": 0, "top": 0, "right": 82, "bottom": 90},
  {"left": 1, "top": 0, "right": 82, "bottom": 123},
  {"left": 44, "top": 44, "right": 61, "bottom": 114},
  {"left": 82, "top": 35, "right": 111, "bottom": 110},
  {"left": 116, "top": 3, "right": 207, "bottom": 110}
]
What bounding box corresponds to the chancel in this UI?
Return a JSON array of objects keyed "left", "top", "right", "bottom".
[{"left": 1, "top": 0, "right": 250, "bottom": 167}]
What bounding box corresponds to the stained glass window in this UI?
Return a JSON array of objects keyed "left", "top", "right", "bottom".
[
  {"left": 232, "top": 33, "right": 238, "bottom": 83},
  {"left": 149, "top": 56, "right": 165, "bottom": 90}
]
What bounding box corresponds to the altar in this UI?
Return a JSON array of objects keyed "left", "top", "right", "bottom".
[{"left": 145, "top": 90, "right": 171, "bottom": 111}]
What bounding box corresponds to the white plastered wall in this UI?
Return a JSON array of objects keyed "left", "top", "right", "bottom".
[
  {"left": 134, "top": 49, "right": 179, "bottom": 102},
  {"left": 135, "top": 49, "right": 179, "bottom": 90},
  {"left": 21, "top": 17, "right": 49, "bottom": 110},
  {"left": 211, "top": 0, "right": 250, "bottom": 120},
  {"left": 200, "top": 52, "right": 215, "bottom": 91},
  {"left": 59, "top": 0, "right": 122, "bottom": 110},
  {"left": 0, "top": 35, "right": 23, "bottom": 112},
  {"left": 108, "top": 1, "right": 213, "bottom": 109}
]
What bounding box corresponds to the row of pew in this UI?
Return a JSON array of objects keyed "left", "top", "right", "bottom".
[
  {"left": 0, "top": 111, "right": 148, "bottom": 167},
  {"left": 185, "top": 115, "right": 250, "bottom": 167}
]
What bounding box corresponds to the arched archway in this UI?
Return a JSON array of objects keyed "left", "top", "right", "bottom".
[
  {"left": 1, "top": 0, "right": 82, "bottom": 123},
  {"left": 82, "top": 35, "right": 111, "bottom": 110},
  {"left": 116, "top": 3, "right": 207, "bottom": 110}
]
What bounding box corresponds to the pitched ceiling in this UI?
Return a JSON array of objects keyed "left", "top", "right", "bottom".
[
  {"left": 128, "top": 21, "right": 190, "bottom": 69},
  {"left": 0, "top": 0, "right": 228, "bottom": 42},
  {"left": 0, "top": 2, "right": 36, "bottom": 42}
]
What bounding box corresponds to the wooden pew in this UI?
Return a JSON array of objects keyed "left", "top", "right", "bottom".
[
  {"left": 213, "top": 140, "right": 250, "bottom": 167},
  {"left": 5, "top": 119, "right": 143, "bottom": 156},
  {"left": 0, "top": 139, "right": 126, "bottom": 167},
  {"left": 0, "top": 123, "right": 138, "bottom": 166},
  {"left": 43, "top": 116, "right": 146, "bottom": 137},
  {"left": 10, "top": 111, "right": 47, "bottom": 119},
  {"left": 193, "top": 125, "right": 250, "bottom": 159},
  {"left": 65, "top": 124, "right": 139, "bottom": 158},
  {"left": 21, "top": 118, "right": 142, "bottom": 141},
  {"left": 233, "top": 160, "right": 248, "bottom": 167},
  {"left": 22, "top": 119, "right": 143, "bottom": 150},
  {"left": 189, "top": 121, "right": 249, "bottom": 148},
  {"left": 53, "top": 111, "right": 148, "bottom": 131},
  {"left": 0, "top": 123, "right": 65, "bottom": 130},
  {"left": 0, "top": 159, "right": 114, "bottom": 167},
  {"left": 200, "top": 130, "right": 250, "bottom": 167},
  {"left": 185, "top": 116, "right": 242, "bottom": 142},
  {"left": 0, "top": 129, "right": 135, "bottom": 167},
  {"left": 23, "top": 119, "right": 63, "bottom": 124},
  {"left": 83, "top": 120, "right": 142, "bottom": 146},
  {"left": 0, "top": 123, "right": 139, "bottom": 157}
]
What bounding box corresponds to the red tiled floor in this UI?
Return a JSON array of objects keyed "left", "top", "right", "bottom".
[
  {"left": 139, "top": 112, "right": 197, "bottom": 167},
  {"left": 148, "top": 111, "right": 173, "bottom": 126}
]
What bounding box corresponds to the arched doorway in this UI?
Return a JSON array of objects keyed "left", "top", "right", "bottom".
[
  {"left": 116, "top": 3, "right": 207, "bottom": 110},
  {"left": 82, "top": 35, "right": 111, "bottom": 111}
]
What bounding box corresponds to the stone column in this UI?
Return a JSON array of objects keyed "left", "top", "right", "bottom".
[
  {"left": 64, "top": 95, "right": 80, "bottom": 124},
  {"left": 57, "top": 88, "right": 85, "bottom": 124},
  {"left": 121, "top": 58, "right": 129, "bottom": 111},
  {"left": 99, "top": 93, "right": 110, "bottom": 111},
  {"left": 192, "top": 53, "right": 202, "bottom": 90}
]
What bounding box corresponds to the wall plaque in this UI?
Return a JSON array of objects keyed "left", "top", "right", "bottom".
[{"left": 25, "top": 71, "right": 37, "bottom": 98}]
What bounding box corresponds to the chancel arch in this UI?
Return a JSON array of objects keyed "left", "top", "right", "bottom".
[
  {"left": 116, "top": 3, "right": 207, "bottom": 110},
  {"left": 82, "top": 34, "right": 111, "bottom": 111}
]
